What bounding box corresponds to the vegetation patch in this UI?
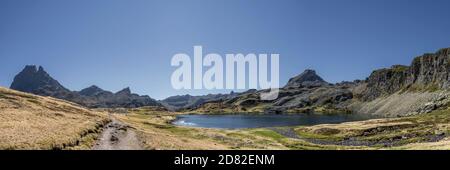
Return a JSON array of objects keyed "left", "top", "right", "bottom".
[{"left": 251, "top": 129, "right": 285, "bottom": 141}]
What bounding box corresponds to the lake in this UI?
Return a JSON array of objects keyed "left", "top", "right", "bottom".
[{"left": 172, "top": 113, "right": 376, "bottom": 129}]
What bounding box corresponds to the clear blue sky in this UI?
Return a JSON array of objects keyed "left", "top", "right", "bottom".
[{"left": 1, "top": 0, "right": 450, "bottom": 99}]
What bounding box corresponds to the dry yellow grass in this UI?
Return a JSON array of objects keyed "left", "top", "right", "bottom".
[{"left": 0, "top": 87, "right": 109, "bottom": 149}]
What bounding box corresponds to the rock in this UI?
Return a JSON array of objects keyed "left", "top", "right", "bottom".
[
  {"left": 236, "top": 98, "right": 258, "bottom": 106},
  {"left": 360, "top": 48, "right": 450, "bottom": 101},
  {"left": 110, "top": 135, "right": 119, "bottom": 142},
  {"left": 360, "top": 65, "right": 409, "bottom": 101}
]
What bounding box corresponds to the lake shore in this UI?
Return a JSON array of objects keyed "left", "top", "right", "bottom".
[{"left": 112, "top": 106, "right": 450, "bottom": 150}]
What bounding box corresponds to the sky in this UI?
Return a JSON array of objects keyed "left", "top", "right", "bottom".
[{"left": 1, "top": 0, "right": 450, "bottom": 100}]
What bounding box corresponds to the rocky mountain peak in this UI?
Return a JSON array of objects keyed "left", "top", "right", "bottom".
[
  {"left": 284, "top": 69, "right": 328, "bottom": 88},
  {"left": 10, "top": 65, "right": 68, "bottom": 94},
  {"left": 79, "top": 85, "right": 107, "bottom": 96},
  {"left": 22, "top": 65, "right": 38, "bottom": 73},
  {"left": 116, "top": 87, "right": 131, "bottom": 95},
  {"left": 37, "top": 66, "right": 45, "bottom": 72}
]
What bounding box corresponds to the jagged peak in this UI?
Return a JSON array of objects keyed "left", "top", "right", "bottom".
[
  {"left": 22, "top": 65, "right": 38, "bottom": 72},
  {"left": 10, "top": 65, "right": 68, "bottom": 93},
  {"left": 85, "top": 85, "right": 102, "bottom": 90},
  {"left": 37, "top": 66, "right": 45, "bottom": 72},
  {"left": 285, "top": 69, "right": 328, "bottom": 88},
  {"left": 116, "top": 87, "right": 131, "bottom": 95},
  {"left": 78, "top": 85, "right": 108, "bottom": 96}
]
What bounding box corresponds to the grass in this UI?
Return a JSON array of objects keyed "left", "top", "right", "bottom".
[
  {"left": 293, "top": 107, "right": 450, "bottom": 149},
  {"left": 0, "top": 87, "right": 109, "bottom": 150},
  {"left": 251, "top": 129, "right": 285, "bottom": 141}
]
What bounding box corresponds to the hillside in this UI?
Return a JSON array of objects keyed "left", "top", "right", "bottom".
[{"left": 0, "top": 87, "right": 109, "bottom": 149}]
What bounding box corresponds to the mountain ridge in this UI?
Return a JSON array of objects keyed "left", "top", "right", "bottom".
[
  {"left": 10, "top": 65, "right": 161, "bottom": 108},
  {"left": 189, "top": 47, "right": 450, "bottom": 116}
]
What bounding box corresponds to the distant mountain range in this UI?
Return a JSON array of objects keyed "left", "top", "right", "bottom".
[
  {"left": 10, "top": 65, "right": 161, "bottom": 108},
  {"left": 8, "top": 47, "right": 450, "bottom": 115},
  {"left": 189, "top": 47, "right": 450, "bottom": 117},
  {"left": 186, "top": 68, "right": 357, "bottom": 114},
  {"left": 8, "top": 65, "right": 253, "bottom": 110},
  {"left": 160, "top": 93, "right": 234, "bottom": 111}
]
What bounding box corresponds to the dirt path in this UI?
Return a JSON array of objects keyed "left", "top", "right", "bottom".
[{"left": 92, "top": 116, "right": 143, "bottom": 150}]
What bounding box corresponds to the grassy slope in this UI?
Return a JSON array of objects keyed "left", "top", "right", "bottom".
[{"left": 0, "top": 87, "right": 109, "bottom": 149}]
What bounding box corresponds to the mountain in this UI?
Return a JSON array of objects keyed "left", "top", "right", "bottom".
[
  {"left": 10, "top": 65, "right": 71, "bottom": 98},
  {"left": 78, "top": 85, "right": 111, "bottom": 96},
  {"left": 189, "top": 69, "right": 353, "bottom": 114},
  {"left": 10, "top": 65, "right": 161, "bottom": 108},
  {"left": 284, "top": 69, "right": 329, "bottom": 88},
  {"left": 161, "top": 92, "right": 239, "bottom": 111},
  {"left": 164, "top": 70, "right": 335, "bottom": 112},
  {"left": 191, "top": 47, "right": 450, "bottom": 116}
]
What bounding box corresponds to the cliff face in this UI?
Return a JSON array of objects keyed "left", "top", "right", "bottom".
[
  {"left": 361, "top": 65, "right": 409, "bottom": 101},
  {"left": 407, "top": 48, "right": 450, "bottom": 87},
  {"left": 361, "top": 48, "right": 450, "bottom": 101}
]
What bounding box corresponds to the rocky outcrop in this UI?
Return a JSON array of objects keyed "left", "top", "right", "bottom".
[
  {"left": 10, "top": 65, "right": 161, "bottom": 108},
  {"left": 360, "top": 48, "right": 450, "bottom": 101},
  {"left": 360, "top": 65, "right": 409, "bottom": 101},
  {"left": 407, "top": 48, "right": 450, "bottom": 87}
]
